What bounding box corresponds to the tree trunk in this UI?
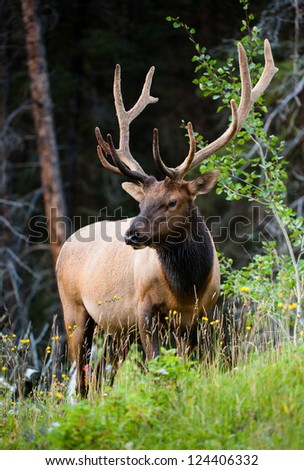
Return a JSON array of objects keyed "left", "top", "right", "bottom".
[{"left": 21, "top": 0, "right": 69, "bottom": 265}]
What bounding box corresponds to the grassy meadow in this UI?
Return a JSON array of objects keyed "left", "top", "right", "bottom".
[{"left": 1, "top": 339, "right": 304, "bottom": 450}]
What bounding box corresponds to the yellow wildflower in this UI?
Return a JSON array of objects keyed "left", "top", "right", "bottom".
[
  {"left": 11, "top": 401, "right": 16, "bottom": 406},
  {"left": 1, "top": 366, "right": 7, "bottom": 371},
  {"left": 165, "top": 316, "right": 169, "bottom": 320},
  {"left": 20, "top": 338, "right": 30, "bottom": 344},
  {"left": 289, "top": 303, "right": 297, "bottom": 310},
  {"left": 277, "top": 302, "right": 283, "bottom": 308},
  {"left": 279, "top": 293, "right": 283, "bottom": 298},
  {"left": 61, "top": 374, "right": 66, "bottom": 379},
  {"left": 55, "top": 393, "right": 63, "bottom": 399},
  {"left": 51, "top": 335, "right": 60, "bottom": 341},
  {"left": 240, "top": 286, "right": 249, "bottom": 293},
  {"left": 173, "top": 310, "right": 178, "bottom": 315},
  {"left": 202, "top": 317, "right": 208, "bottom": 322},
  {"left": 97, "top": 300, "right": 102, "bottom": 305},
  {"left": 245, "top": 325, "right": 252, "bottom": 331}
]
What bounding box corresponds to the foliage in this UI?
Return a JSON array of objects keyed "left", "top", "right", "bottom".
[
  {"left": 1, "top": 344, "right": 304, "bottom": 450},
  {"left": 167, "top": 1, "right": 304, "bottom": 344}
]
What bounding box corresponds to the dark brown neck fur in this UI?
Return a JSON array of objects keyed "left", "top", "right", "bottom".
[{"left": 156, "top": 207, "right": 213, "bottom": 301}]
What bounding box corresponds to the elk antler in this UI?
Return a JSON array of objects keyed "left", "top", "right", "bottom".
[
  {"left": 95, "top": 64, "right": 158, "bottom": 182},
  {"left": 153, "top": 122, "right": 197, "bottom": 179},
  {"left": 155, "top": 39, "right": 278, "bottom": 181}
]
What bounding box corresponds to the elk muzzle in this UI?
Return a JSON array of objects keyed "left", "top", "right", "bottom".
[{"left": 124, "top": 216, "right": 152, "bottom": 249}]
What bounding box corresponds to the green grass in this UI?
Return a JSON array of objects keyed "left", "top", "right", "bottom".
[{"left": 1, "top": 343, "right": 304, "bottom": 450}]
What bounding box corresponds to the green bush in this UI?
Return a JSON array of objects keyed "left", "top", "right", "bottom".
[{"left": 167, "top": 2, "right": 303, "bottom": 344}]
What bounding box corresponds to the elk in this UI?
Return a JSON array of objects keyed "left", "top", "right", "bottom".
[{"left": 56, "top": 40, "right": 278, "bottom": 396}]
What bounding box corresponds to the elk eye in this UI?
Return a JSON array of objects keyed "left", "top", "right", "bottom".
[{"left": 167, "top": 199, "right": 177, "bottom": 209}]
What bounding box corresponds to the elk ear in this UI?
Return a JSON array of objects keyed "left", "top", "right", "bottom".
[
  {"left": 122, "top": 182, "right": 146, "bottom": 202},
  {"left": 189, "top": 170, "right": 220, "bottom": 197}
]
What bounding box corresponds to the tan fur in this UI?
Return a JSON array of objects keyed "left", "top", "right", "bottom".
[
  {"left": 57, "top": 218, "right": 220, "bottom": 329},
  {"left": 56, "top": 216, "right": 220, "bottom": 394}
]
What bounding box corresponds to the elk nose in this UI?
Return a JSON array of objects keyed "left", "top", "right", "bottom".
[{"left": 124, "top": 232, "right": 140, "bottom": 246}]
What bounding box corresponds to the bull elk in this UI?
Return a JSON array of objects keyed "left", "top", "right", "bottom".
[{"left": 56, "top": 40, "right": 278, "bottom": 396}]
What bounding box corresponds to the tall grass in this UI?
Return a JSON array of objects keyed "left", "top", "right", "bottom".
[{"left": 1, "top": 339, "right": 304, "bottom": 450}]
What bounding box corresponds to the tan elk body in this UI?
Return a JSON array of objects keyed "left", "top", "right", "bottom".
[{"left": 56, "top": 40, "right": 278, "bottom": 395}]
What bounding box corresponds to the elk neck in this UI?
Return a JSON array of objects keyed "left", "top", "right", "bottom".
[{"left": 156, "top": 206, "right": 214, "bottom": 301}]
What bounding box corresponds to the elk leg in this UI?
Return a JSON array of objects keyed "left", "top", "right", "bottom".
[
  {"left": 138, "top": 308, "right": 159, "bottom": 362},
  {"left": 93, "top": 330, "right": 135, "bottom": 389},
  {"left": 93, "top": 334, "right": 116, "bottom": 389},
  {"left": 64, "top": 307, "right": 95, "bottom": 397}
]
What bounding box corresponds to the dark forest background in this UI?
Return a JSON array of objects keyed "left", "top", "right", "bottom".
[{"left": 1, "top": 0, "right": 303, "bottom": 353}]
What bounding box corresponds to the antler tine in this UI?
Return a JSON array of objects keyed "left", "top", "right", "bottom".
[
  {"left": 182, "top": 39, "right": 278, "bottom": 176},
  {"left": 113, "top": 64, "right": 158, "bottom": 173},
  {"left": 152, "top": 128, "right": 175, "bottom": 179},
  {"left": 252, "top": 40, "right": 279, "bottom": 102},
  {"left": 95, "top": 126, "right": 147, "bottom": 180},
  {"left": 128, "top": 66, "right": 159, "bottom": 121},
  {"left": 237, "top": 39, "right": 278, "bottom": 131},
  {"left": 95, "top": 126, "right": 110, "bottom": 154},
  {"left": 153, "top": 123, "right": 197, "bottom": 181},
  {"left": 107, "top": 134, "right": 150, "bottom": 184},
  {"left": 174, "top": 122, "right": 196, "bottom": 180},
  {"left": 95, "top": 127, "right": 123, "bottom": 176},
  {"left": 96, "top": 145, "right": 122, "bottom": 175}
]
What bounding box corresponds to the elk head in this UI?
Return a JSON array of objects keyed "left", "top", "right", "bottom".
[{"left": 95, "top": 40, "right": 278, "bottom": 250}]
